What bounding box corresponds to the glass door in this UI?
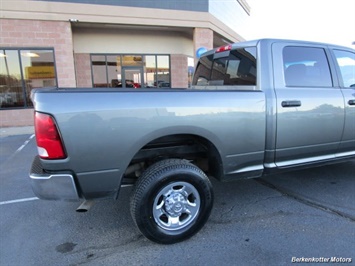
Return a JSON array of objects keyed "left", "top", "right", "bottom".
[{"left": 122, "top": 67, "right": 143, "bottom": 88}]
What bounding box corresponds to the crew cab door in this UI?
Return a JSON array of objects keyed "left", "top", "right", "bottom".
[
  {"left": 332, "top": 49, "right": 355, "bottom": 157},
  {"left": 272, "top": 42, "right": 345, "bottom": 167}
]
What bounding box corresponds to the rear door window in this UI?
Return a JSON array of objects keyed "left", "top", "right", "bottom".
[{"left": 283, "top": 46, "right": 333, "bottom": 87}]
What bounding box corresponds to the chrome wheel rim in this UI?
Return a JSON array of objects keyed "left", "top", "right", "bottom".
[{"left": 153, "top": 181, "right": 200, "bottom": 231}]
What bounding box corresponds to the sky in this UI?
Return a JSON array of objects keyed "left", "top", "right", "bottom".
[{"left": 242, "top": 0, "right": 355, "bottom": 48}]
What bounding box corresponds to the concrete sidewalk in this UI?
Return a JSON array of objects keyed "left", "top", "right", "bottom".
[{"left": 0, "top": 126, "right": 35, "bottom": 137}]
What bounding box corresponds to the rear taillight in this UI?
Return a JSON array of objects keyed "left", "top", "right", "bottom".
[{"left": 34, "top": 112, "right": 66, "bottom": 159}]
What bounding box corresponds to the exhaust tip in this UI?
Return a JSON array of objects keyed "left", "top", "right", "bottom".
[
  {"left": 76, "top": 200, "right": 94, "bottom": 212},
  {"left": 76, "top": 208, "right": 88, "bottom": 213}
]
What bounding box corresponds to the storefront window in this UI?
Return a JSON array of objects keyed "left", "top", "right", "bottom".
[
  {"left": 156, "top": 55, "right": 170, "bottom": 87},
  {"left": 91, "top": 54, "right": 170, "bottom": 89},
  {"left": 122, "top": 55, "right": 143, "bottom": 67},
  {"left": 107, "top": 55, "right": 121, "bottom": 87},
  {"left": 21, "top": 50, "right": 56, "bottom": 107},
  {"left": 0, "top": 48, "right": 57, "bottom": 109},
  {"left": 144, "top": 55, "right": 156, "bottom": 87},
  {"left": 0, "top": 50, "right": 23, "bottom": 108},
  {"left": 92, "top": 55, "right": 107, "bottom": 87}
]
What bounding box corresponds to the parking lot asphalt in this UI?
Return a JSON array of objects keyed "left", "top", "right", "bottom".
[{"left": 0, "top": 130, "right": 354, "bottom": 266}]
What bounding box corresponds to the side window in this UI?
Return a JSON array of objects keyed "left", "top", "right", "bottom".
[
  {"left": 211, "top": 57, "right": 228, "bottom": 84},
  {"left": 192, "top": 47, "right": 257, "bottom": 87},
  {"left": 226, "top": 47, "right": 257, "bottom": 85},
  {"left": 333, "top": 50, "right": 355, "bottom": 87},
  {"left": 210, "top": 48, "right": 257, "bottom": 86},
  {"left": 283, "top": 46, "right": 333, "bottom": 87},
  {"left": 193, "top": 55, "right": 213, "bottom": 85}
]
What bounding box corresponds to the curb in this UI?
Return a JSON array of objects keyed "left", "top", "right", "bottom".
[{"left": 0, "top": 126, "right": 35, "bottom": 137}]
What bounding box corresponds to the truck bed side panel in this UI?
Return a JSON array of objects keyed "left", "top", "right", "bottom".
[{"left": 33, "top": 89, "right": 266, "bottom": 197}]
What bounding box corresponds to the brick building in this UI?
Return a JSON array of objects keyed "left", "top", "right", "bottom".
[{"left": 0, "top": 0, "right": 251, "bottom": 127}]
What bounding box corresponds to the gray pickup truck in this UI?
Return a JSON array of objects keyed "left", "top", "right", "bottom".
[{"left": 30, "top": 39, "right": 355, "bottom": 244}]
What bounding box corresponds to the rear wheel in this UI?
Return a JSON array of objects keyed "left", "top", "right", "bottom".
[{"left": 130, "top": 159, "right": 213, "bottom": 244}]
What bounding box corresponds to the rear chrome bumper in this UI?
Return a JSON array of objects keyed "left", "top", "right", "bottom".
[{"left": 29, "top": 156, "right": 79, "bottom": 201}]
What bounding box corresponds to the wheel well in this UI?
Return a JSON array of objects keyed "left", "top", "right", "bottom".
[{"left": 123, "top": 134, "right": 223, "bottom": 184}]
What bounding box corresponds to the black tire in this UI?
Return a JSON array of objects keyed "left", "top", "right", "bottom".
[{"left": 130, "top": 159, "right": 214, "bottom": 244}]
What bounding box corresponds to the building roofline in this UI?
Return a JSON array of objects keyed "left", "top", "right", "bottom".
[{"left": 0, "top": 0, "right": 245, "bottom": 42}]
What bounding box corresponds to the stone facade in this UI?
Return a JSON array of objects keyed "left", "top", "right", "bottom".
[
  {"left": 74, "top": 53, "right": 92, "bottom": 88},
  {"left": 170, "top": 55, "right": 188, "bottom": 88},
  {"left": 193, "top": 28, "right": 213, "bottom": 63}
]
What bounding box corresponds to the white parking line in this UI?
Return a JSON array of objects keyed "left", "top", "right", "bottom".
[
  {"left": 1, "top": 134, "right": 39, "bottom": 206},
  {"left": 0, "top": 197, "right": 39, "bottom": 206},
  {"left": 16, "top": 134, "right": 35, "bottom": 153},
  {"left": 2, "top": 134, "right": 36, "bottom": 167}
]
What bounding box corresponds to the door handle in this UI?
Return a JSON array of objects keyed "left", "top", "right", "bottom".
[
  {"left": 281, "top": 100, "right": 302, "bottom": 107},
  {"left": 348, "top": 99, "right": 355, "bottom": 106}
]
